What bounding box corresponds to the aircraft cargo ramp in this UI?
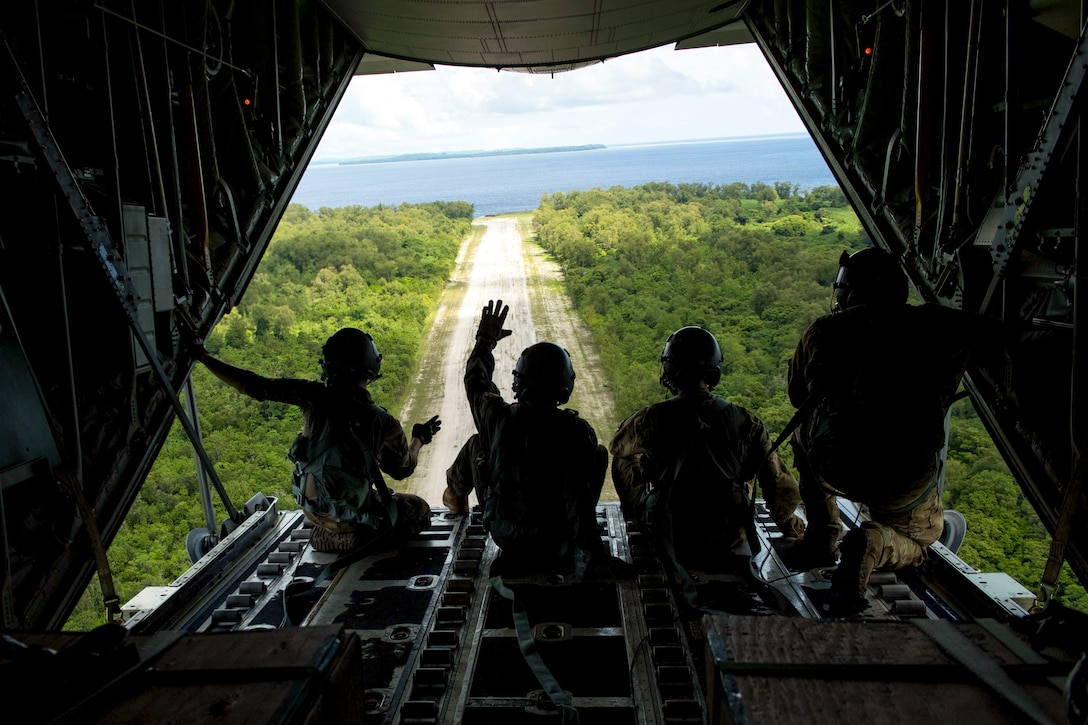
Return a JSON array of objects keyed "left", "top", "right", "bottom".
[{"left": 8, "top": 499, "right": 1078, "bottom": 724}]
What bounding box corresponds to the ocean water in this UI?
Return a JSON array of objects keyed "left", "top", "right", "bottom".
[{"left": 290, "top": 135, "right": 837, "bottom": 218}]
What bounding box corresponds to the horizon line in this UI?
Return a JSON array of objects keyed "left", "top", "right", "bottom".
[{"left": 310, "top": 131, "right": 810, "bottom": 166}]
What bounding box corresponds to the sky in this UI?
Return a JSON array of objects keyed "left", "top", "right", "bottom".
[{"left": 312, "top": 43, "right": 806, "bottom": 162}]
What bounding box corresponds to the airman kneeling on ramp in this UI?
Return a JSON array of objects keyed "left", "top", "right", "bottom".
[{"left": 788, "top": 247, "right": 998, "bottom": 615}]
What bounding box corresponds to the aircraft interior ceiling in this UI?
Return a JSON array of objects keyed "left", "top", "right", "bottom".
[{"left": 0, "top": 0, "right": 1085, "bottom": 632}]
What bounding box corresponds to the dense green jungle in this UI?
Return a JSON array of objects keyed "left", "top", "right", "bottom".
[{"left": 66, "top": 183, "right": 1085, "bottom": 629}]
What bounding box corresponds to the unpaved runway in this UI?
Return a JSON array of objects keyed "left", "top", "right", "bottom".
[{"left": 398, "top": 217, "right": 615, "bottom": 506}]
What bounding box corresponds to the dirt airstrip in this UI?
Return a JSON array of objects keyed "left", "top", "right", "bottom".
[{"left": 397, "top": 216, "right": 618, "bottom": 507}]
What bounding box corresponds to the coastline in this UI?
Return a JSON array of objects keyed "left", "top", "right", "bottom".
[
  {"left": 335, "top": 144, "right": 606, "bottom": 166},
  {"left": 293, "top": 135, "right": 838, "bottom": 217}
]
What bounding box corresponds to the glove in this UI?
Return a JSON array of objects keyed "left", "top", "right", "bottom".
[
  {"left": 412, "top": 415, "right": 441, "bottom": 444},
  {"left": 186, "top": 334, "right": 208, "bottom": 362},
  {"left": 476, "top": 299, "right": 512, "bottom": 344}
]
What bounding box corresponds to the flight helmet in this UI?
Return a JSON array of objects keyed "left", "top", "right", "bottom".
[
  {"left": 320, "top": 327, "right": 382, "bottom": 384},
  {"left": 832, "top": 247, "right": 908, "bottom": 312},
  {"left": 512, "top": 342, "right": 576, "bottom": 404},
  {"left": 660, "top": 326, "right": 723, "bottom": 394}
]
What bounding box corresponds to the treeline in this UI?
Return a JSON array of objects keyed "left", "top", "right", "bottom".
[
  {"left": 532, "top": 180, "right": 1087, "bottom": 611},
  {"left": 65, "top": 201, "right": 472, "bottom": 630}
]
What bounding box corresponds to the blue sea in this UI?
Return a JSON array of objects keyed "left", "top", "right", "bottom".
[{"left": 290, "top": 134, "right": 837, "bottom": 218}]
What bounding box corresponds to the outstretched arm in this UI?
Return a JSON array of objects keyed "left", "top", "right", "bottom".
[
  {"left": 466, "top": 299, "right": 510, "bottom": 419},
  {"left": 200, "top": 351, "right": 312, "bottom": 408},
  {"left": 201, "top": 352, "right": 267, "bottom": 398}
]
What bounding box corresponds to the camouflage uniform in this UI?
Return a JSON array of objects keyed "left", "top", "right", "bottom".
[
  {"left": 445, "top": 432, "right": 485, "bottom": 502},
  {"left": 200, "top": 356, "right": 431, "bottom": 552},
  {"left": 609, "top": 392, "right": 805, "bottom": 565},
  {"left": 788, "top": 302, "right": 993, "bottom": 569},
  {"left": 446, "top": 338, "right": 608, "bottom": 558}
]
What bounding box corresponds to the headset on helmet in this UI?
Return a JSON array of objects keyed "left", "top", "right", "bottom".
[
  {"left": 832, "top": 247, "right": 908, "bottom": 312},
  {"left": 660, "top": 326, "right": 723, "bottom": 394},
  {"left": 511, "top": 342, "right": 576, "bottom": 404},
  {"left": 320, "top": 328, "right": 382, "bottom": 383}
]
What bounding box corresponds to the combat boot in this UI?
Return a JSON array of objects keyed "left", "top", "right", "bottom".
[
  {"left": 825, "top": 527, "right": 882, "bottom": 616},
  {"left": 442, "top": 487, "right": 470, "bottom": 514},
  {"left": 778, "top": 537, "right": 838, "bottom": 571}
]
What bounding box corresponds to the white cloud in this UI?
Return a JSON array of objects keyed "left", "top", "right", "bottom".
[{"left": 313, "top": 43, "right": 804, "bottom": 161}]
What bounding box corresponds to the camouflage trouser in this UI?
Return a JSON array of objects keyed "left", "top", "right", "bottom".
[
  {"left": 792, "top": 438, "right": 944, "bottom": 570},
  {"left": 864, "top": 486, "right": 944, "bottom": 569},
  {"left": 308, "top": 492, "right": 432, "bottom": 553},
  {"left": 446, "top": 434, "right": 485, "bottom": 501},
  {"left": 610, "top": 454, "right": 644, "bottom": 523},
  {"left": 394, "top": 492, "right": 433, "bottom": 537}
]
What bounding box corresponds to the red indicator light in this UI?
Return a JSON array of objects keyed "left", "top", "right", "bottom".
[
  {"left": 244, "top": 98, "right": 251, "bottom": 106},
  {"left": 864, "top": 47, "right": 872, "bottom": 55}
]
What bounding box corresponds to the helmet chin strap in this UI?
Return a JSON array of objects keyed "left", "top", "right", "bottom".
[
  {"left": 660, "top": 372, "right": 715, "bottom": 396},
  {"left": 660, "top": 371, "right": 677, "bottom": 395}
]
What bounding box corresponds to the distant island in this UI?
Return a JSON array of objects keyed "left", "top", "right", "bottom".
[{"left": 336, "top": 145, "right": 606, "bottom": 165}]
